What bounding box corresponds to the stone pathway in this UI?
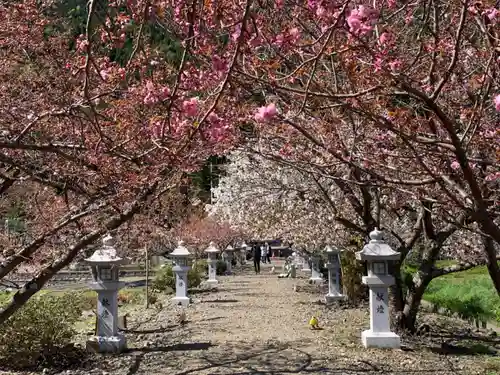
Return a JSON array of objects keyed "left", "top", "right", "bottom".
[{"left": 107, "top": 263, "right": 494, "bottom": 375}]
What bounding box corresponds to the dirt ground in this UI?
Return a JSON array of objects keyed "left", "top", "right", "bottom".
[{"left": 5, "top": 261, "right": 500, "bottom": 375}]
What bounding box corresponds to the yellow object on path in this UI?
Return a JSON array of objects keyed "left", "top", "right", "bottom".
[{"left": 309, "top": 316, "right": 319, "bottom": 329}]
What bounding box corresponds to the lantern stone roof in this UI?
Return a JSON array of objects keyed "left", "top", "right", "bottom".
[
  {"left": 85, "top": 234, "right": 127, "bottom": 265},
  {"left": 170, "top": 240, "right": 191, "bottom": 257},
  {"left": 205, "top": 241, "right": 220, "bottom": 254},
  {"left": 225, "top": 244, "right": 236, "bottom": 252},
  {"left": 356, "top": 228, "right": 400, "bottom": 261},
  {"left": 325, "top": 245, "right": 341, "bottom": 254}
]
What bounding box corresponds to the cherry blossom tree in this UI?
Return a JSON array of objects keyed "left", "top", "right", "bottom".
[
  {"left": 0, "top": 0, "right": 248, "bottom": 323},
  {"left": 209, "top": 149, "right": 493, "bottom": 330},
  {"left": 239, "top": 0, "right": 500, "bottom": 290},
  {"left": 169, "top": 215, "right": 247, "bottom": 257},
  {"left": 208, "top": 151, "right": 351, "bottom": 247},
  {"left": 2, "top": 0, "right": 499, "bottom": 328}
]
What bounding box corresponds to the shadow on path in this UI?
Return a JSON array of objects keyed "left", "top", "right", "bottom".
[{"left": 126, "top": 342, "right": 215, "bottom": 375}]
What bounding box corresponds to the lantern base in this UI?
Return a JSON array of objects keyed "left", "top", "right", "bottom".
[
  {"left": 86, "top": 334, "right": 127, "bottom": 354},
  {"left": 309, "top": 277, "right": 324, "bottom": 285},
  {"left": 171, "top": 296, "right": 190, "bottom": 307},
  {"left": 325, "top": 293, "right": 345, "bottom": 303},
  {"left": 361, "top": 330, "right": 400, "bottom": 349},
  {"left": 206, "top": 279, "right": 219, "bottom": 286}
]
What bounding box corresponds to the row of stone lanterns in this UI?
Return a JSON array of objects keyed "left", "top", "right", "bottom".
[
  {"left": 85, "top": 229, "right": 400, "bottom": 354},
  {"left": 85, "top": 237, "right": 243, "bottom": 353},
  {"left": 292, "top": 229, "right": 400, "bottom": 349}
]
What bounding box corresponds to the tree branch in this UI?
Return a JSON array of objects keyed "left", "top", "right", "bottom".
[{"left": 0, "top": 179, "right": 159, "bottom": 325}]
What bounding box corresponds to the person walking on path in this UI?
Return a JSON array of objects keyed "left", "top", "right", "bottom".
[
  {"left": 253, "top": 244, "right": 261, "bottom": 274},
  {"left": 261, "top": 244, "right": 267, "bottom": 264},
  {"left": 265, "top": 242, "right": 272, "bottom": 263}
]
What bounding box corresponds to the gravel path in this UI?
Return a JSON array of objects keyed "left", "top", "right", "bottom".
[
  {"left": 89, "top": 262, "right": 495, "bottom": 375},
  {"left": 6, "top": 262, "right": 497, "bottom": 375}
]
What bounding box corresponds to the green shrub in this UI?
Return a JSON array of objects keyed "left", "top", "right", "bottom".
[
  {"left": 0, "top": 293, "right": 85, "bottom": 369},
  {"left": 340, "top": 249, "right": 365, "bottom": 302},
  {"left": 152, "top": 264, "right": 175, "bottom": 292},
  {"left": 152, "top": 263, "right": 203, "bottom": 293},
  {"left": 400, "top": 261, "right": 500, "bottom": 324},
  {"left": 0, "top": 291, "right": 11, "bottom": 307},
  {"left": 192, "top": 259, "right": 208, "bottom": 275},
  {"left": 216, "top": 259, "right": 227, "bottom": 275}
]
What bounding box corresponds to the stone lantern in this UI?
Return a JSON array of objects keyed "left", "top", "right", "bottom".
[
  {"left": 170, "top": 240, "right": 191, "bottom": 307},
  {"left": 240, "top": 242, "right": 249, "bottom": 265},
  {"left": 205, "top": 241, "right": 220, "bottom": 285},
  {"left": 85, "top": 234, "right": 128, "bottom": 353},
  {"left": 356, "top": 228, "right": 400, "bottom": 349},
  {"left": 295, "top": 252, "right": 305, "bottom": 270},
  {"left": 302, "top": 253, "right": 311, "bottom": 272},
  {"left": 223, "top": 244, "right": 236, "bottom": 274},
  {"left": 309, "top": 253, "right": 324, "bottom": 284},
  {"left": 325, "top": 245, "right": 344, "bottom": 303}
]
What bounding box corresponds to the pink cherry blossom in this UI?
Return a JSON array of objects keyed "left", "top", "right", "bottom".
[
  {"left": 485, "top": 172, "right": 500, "bottom": 182},
  {"left": 347, "top": 6, "right": 379, "bottom": 36},
  {"left": 146, "top": 81, "right": 155, "bottom": 92},
  {"left": 484, "top": 7, "right": 499, "bottom": 22},
  {"left": 387, "top": 0, "right": 397, "bottom": 9},
  {"left": 117, "top": 68, "right": 126, "bottom": 80},
  {"left": 275, "top": 34, "right": 285, "bottom": 46},
  {"left": 231, "top": 25, "right": 241, "bottom": 42},
  {"left": 143, "top": 92, "right": 158, "bottom": 105},
  {"left": 254, "top": 103, "right": 278, "bottom": 122},
  {"left": 494, "top": 94, "right": 500, "bottom": 112},
  {"left": 389, "top": 59, "right": 402, "bottom": 72},
  {"left": 289, "top": 27, "right": 300, "bottom": 43},
  {"left": 159, "top": 86, "right": 170, "bottom": 100},
  {"left": 451, "top": 161, "right": 460, "bottom": 170},
  {"left": 316, "top": 6, "right": 326, "bottom": 17},
  {"left": 183, "top": 97, "right": 199, "bottom": 117},
  {"left": 100, "top": 69, "right": 111, "bottom": 81},
  {"left": 374, "top": 57, "right": 383, "bottom": 72},
  {"left": 76, "top": 37, "right": 89, "bottom": 53},
  {"left": 379, "top": 32, "right": 395, "bottom": 45}
]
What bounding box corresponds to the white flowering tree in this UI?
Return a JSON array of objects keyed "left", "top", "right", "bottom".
[
  {"left": 208, "top": 147, "right": 494, "bottom": 332},
  {"left": 207, "top": 151, "right": 352, "bottom": 248}
]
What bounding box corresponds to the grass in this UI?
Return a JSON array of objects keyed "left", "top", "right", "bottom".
[
  {"left": 0, "top": 287, "right": 146, "bottom": 311},
  {"left": 420, "top": 262, "right": 500, "bottom": 324}
]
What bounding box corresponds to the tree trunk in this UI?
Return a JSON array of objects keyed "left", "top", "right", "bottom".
[
  {"left": 388, "top": 262, "right": 405, "bottom": 311},
  {"left": 397, "top": 239, "right": 441, "bottom": 333},
  {"left": 400, "top": 275, "right": 432, "bottom": 332},
  {"left": 0, "top": 182, "right": 158, "bottom": 325},
  {"left": 484, "top": 236, "right": 500, "bottom": 295}
]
